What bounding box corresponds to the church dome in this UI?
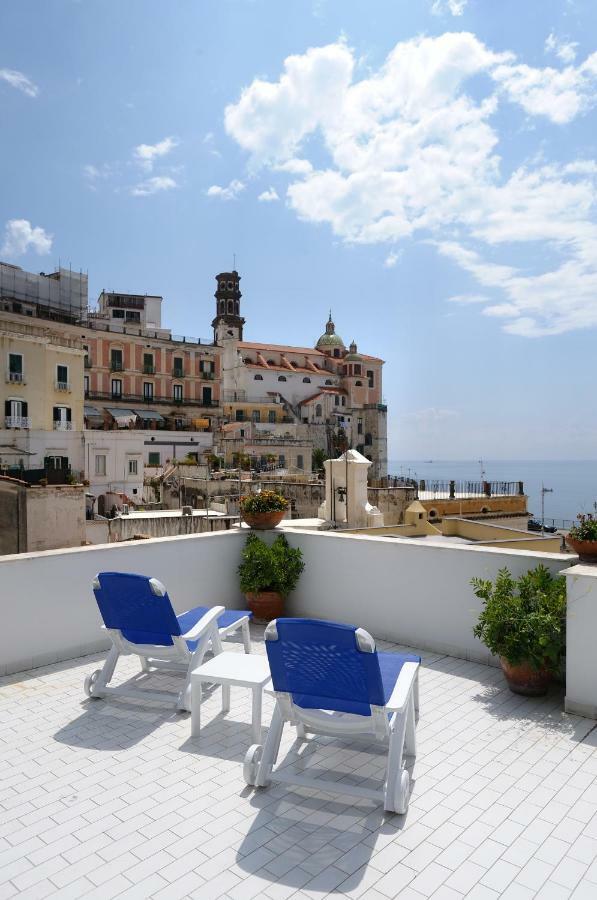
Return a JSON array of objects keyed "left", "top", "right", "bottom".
[
  {"left": 344, "top": 340, "right": 362, "bottom": 362},
  {"left": 315, "top": 313, "right": 345, "bottom": 351}
]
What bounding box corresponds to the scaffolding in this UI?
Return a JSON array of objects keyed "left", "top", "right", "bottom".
[{"left": 0, "top": 262, "right": 88, "bottom": 321}]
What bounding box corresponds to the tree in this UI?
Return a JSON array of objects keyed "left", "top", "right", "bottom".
[{"left": 312, "top": 448, "right": 328, "bottom": 474}]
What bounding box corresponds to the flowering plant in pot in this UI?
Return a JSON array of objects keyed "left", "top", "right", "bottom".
[
  {"left": 566, "top": 514, "right": 597, "bottom": 562},
  {"left": 471, "top": 565, "right": 566, "bottom": 696},
  {"left": 240, "top": 490, "right": 288, "bottom": 530},
  {"left": 238, "top": 533, "right": 304, "bottom": 620}
]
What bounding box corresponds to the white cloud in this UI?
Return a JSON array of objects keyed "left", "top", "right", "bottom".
[
  {"left": 224, "top": 34, "right": 597, "bottom": 337},
  {"left": 1, "top": 219, "right": 52, "bottom": 257},
  {"left": 447, "top": 293, "right": 491, "bottom": 304},
  {"left": 133, "top": 136, "right": 178, "bottom": 171},
  {"left": 545, "top": 32, "right": 578, "bottom": 64},
  {"left": 384, "top": 250, "right": 402, "bottom": 268},
  {"left": 206, "top": 179, "right": 245, "bottom": 200},
  {"left": 257, "top": 187, "right": 279, "bottom": 202},
  {"left": 130, "top": 176, "right": 177, "bottom": 196},
  {"left": 0, "top": 68, "right": 38, "bottom": 97},
  {"left": 431, "top": 0, "right": 467, "bottom": 16}
]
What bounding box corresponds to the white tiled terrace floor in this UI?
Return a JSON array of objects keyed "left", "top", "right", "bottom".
[{"left": 2, "top": 626, "right": 597, "bottom": 900}]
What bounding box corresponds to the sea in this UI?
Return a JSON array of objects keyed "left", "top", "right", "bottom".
[{"left": 387, "top": 460, "right": 597, "bottom": 527}]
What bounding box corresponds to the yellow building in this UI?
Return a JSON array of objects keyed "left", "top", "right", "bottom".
[{"left": 1, "top": 313, "right": 85, "bottom": 432}]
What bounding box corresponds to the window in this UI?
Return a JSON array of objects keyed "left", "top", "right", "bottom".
[
  {"left": 297, "top": 454, "right": 304, "bottom": 470},
  {"left": 302, "top": 377, "right": 311, "bottom": 383},
  {"left": 112, "top": 309, "right": 125, "bottom": 318},
  {"left": 335, "top": 395, "right": 339, "bottom": 406},
  {"left": 8, "top": 353, "right": 23, "bottom": 382},
  {"left": 173, "top": 357, "right": 184, "bottom": 376},
  {"left": 125, "top": 311, "right": 140, "bottom": 322},
  {"left": 5, "top": 399, "right": 27, "bottom": 425},
  {"left": 200, "top": 359, "right": 214, "bottom": 374},
  {"left": 268, "top": 410, "right": 276, "bottom": 423},
  {"left": 236, "top": 409, "right": 245, "bottom": 422},
  {"left": 341, "top": 397, "right": 346, "bottom": 406},
  {"left": 278, "top": 375, "right": 287, "bottom": 382},
  {"left": 95, "top": 454, "right": 106, "bottom": 476},
  {"left": 354, "top": 364, "right": 361, "bottom": 375},
  {"left": 315, "top": 404, "right": 322, "bottom": 417},
  {"left": 367, "top": 370, "right": 374, "bottom": 387},
  {"left": 173, "top": 384, "right": 183, "bottom": 401},
  {"left": 325, "top": 379, "right": 333, "bottom": 385},
  {"left": 111, "top": 378, "right": 122, "bottom": 398},
  {"left": 254, "top": 374, "right": 263, "bottom": 380},
  {"left": 267, "top": 359, "right": 275, "bottom": 365},
  {"left": 148, "top": 451, "right": 161, "bottom": 466},
  {"left": 143, "top": 353, "right": 154, "bottom": 374},
  {"left": 202, "top": 386, "right": 212, "bottom": 404},
  {"left": 128, "top": 459, "right": 138, "bottom": 475},
  {"left": 110, "top": 348, "right": 123, "bottom": 371},
  {"left": 355, "top": 380, "right": 362, "bottom": 386},
  {"left": 365, "top": 433, "right": 373, "bottom": 446},
  {"left": 53, "top": 406, "right": 71, "bottom": 428},
  {"left": 358, "top": 419, "right": 363, "bottom": 435},
  {"left": 333, "top": 349, "right": 340, "bottom": 358},
  {"left": 56, "top": 364, "right": 69, "bottom": 389},
  {"left": 143, "top": 382, "right": 154, "bottom": 400},
  {"left": 278, "top": 455, "right": 285, "bottom": 468},
  {"left": 84, "top": 375, "right": 89, "bottom": 394},
  {"left": 252, "top": 410, "right": 261, "bottom": 423}
]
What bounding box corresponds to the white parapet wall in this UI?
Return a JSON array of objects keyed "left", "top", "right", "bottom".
[
  {"left": 0, "top": 526, "right": 576, "bottom": 678},
  {"left": 0, "top": 529, "right": 247, "bottom": 675},
  {"left": 563, "top": 565, "right": 597, "bottom": 718},
  {"left": 282, "top": 531, "right": 575, "bottom": 666}
]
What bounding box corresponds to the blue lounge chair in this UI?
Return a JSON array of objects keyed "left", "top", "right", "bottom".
[
  {"left": 84, "top": 572, "right": 252, "bottom": 711},
  {"left": 243, "top": 618, "right": 420, "bottom": 814}
]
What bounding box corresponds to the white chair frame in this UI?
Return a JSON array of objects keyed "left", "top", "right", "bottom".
[
  {"left": 244, "top": 627, "right": 420, "bottom": 814},
  {"left": 85, "top": 595, "right": 233, "bottom": 712}
]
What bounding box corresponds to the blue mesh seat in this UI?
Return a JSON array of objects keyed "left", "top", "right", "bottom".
[
  {"left": 244, "top": 617, "right": 421, "bottom": 815},
  {"left": 84, "top": 572, "right": 252, "bottom": 711}
]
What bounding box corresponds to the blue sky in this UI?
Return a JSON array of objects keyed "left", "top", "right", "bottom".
[{"left": 1, "top": 0, "right": 596, "bottom": 460}]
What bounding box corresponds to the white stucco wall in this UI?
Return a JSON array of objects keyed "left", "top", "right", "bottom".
[
  {"left": 563, "top": 565, "right": 597, "bottom": 718},
  {"left": 246, "top": 369, "right": 337, "bottom": 407},
  {"left": 0, "top": 526, "right": 576, "bottom": 678}
]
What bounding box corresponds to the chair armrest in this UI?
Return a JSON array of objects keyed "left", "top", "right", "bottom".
[
  {"left": 181, "top": 605, "right": 225, "bottom": 641},
  {"left": 385, "top": 662, "right": 419, "bottom": 714}
]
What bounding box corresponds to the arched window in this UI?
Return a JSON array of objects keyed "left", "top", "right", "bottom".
[
  {"left": 302, "top": 377, "right": 311, "bottom": 383},
  {"left": 333, "top": 349, "right": 340, "bottom": 358},
  {"left": 254, "top": 374, "right": 263, "bottom": 380},
  {"left": 315, "top": 404, "right": 322, "bottom": 417},
  {"left": 227, "top": 300, "right": 233, "bottom": 313},
  {"left": 278, "top": 375, "right": 287, "bottom": 382},
  {"left": 341, "top": 397, "right": 346, "bottom": 406},
  {"left": 365, "top": 432, "right": 372, "bottom": 446},
  {"left": 267, "top": 359, "right": 275, "bottom": 365},
  {"left": 220, "top": 281, "right": 226, "bottom": 290},
  {"left": 325, "top": 379, "right": 333, "bottom": 385},
  {"left": 244, "top": 357, "right": 253, "bottom": 364},
  {"left": 355, "top": 380, "right": 362, "bottom": 386}
]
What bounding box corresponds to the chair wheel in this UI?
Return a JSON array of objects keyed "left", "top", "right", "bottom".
[
  {"left": 394, "top": 770, "right": 410, "bottom": 814},
  {"left": 84, "top": 669, "right": 102, "bottom": 698},
  {"left": 243, "top": 744, "right": 263, "bottom": 786}
]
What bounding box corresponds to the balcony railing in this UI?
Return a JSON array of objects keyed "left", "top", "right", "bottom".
[
  {"left": 6, "top": 371, "right": 25, "bottom": 384},
  {"left": 53, "top": 421, "right": 73, "bottom": 431},
  {"left": 5, "top": 416, "right": 30, "bottom": 428},
  {"left": 86, "top": 390, "right": 220, "bottom": 409},
  {"left": 143, "top": 365, "right": 156, "bottom": 375},
  {"left": 55, "top": 381, "right": 70, "bottom": 392},
  {"left": 110, "top": 360, "right": 123, "bottom": 372},
  {"left": 200, "top": 371, "right": 215, "bottom": 380},
  {"left": 172, "top": 369, "right": 185, "bottom": 378},
  {"left": 84, "top": 357, "right": 92, "bottom": 368}
]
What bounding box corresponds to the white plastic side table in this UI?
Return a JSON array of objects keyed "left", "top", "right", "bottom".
[{"left": 191, "top": 652, "right": 271, "bottom": 742}]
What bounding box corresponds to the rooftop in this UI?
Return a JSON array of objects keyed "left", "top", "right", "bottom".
[{"left": 2, "top": 626, "right": 597, "bottom": 899}]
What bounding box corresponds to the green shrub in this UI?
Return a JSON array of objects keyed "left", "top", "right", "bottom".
[
  {"left": 472, "top": 565, "right": 566, "bottom": 671},
  {"left": 240, "top": 490, "right": 288, "bottom": 514},
  {"left": 238, "top": 533, "right": 304, "bottom": 596}
]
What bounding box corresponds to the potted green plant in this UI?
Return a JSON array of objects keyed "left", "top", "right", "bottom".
[
  {"left": 240, "top": 490, "right": 289, "bottom": 530},
  {"left": 472, "top": 565, "right": 566, "bottom": 696},
  {"left": 238, "top": 533, "right": 304, "bottom": 619},
  {"left": 566, "top": 514, "right": 597, "bottom": 562}
]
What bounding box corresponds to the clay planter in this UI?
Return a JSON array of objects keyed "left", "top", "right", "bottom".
[
  {"left": 245, "top": 591, "right": 284, "bottom": 622},
  {"left": 566, "top": 537, "right": 597, "bottom": 563},
  {"left": 242, "top": 510, "right": 285, "bottom": 530},
  {"left": 500, "top": 658, "right": 552, "bottom": 696}
]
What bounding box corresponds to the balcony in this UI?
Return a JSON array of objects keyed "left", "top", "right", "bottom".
[
  {"left": 200, "top": 370, "right": 215, "bottom": 380},
  {"left": 4, "top": 415, "right": 30, "bottom": 428},
  {"left": 143, "top": 365, "right": 156, "bottom": 375},
  {"left": 84, "top": 357, "right": 92, "bottom": 368},
  {"left": 6, "top": 370, "right": 25, "bottom": 384},
  {"left": 55, "top": 381, "right": 70, "bottom": 392},
  {"left": 1, "top": 530, "right": 597, "bottom": 899},
  {"left": 53, "top": 420, "right": 73, "bottom": 431},
  {"left": 86, "top": 389, "right": 219, "bottom": 409},
  {"left": 172, "top": 368, "right": 185, "bottom": 378},
  {"left": 110, "top": 360, "right": 124, "bottom": 372}
]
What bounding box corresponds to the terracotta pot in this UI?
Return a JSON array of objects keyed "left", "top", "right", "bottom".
[
  {"left": 500, "top": 658, "right": 552, "bottom": 696},
  {"left": 246, "top": 591, "right": 285, "bottom": 621},
  {"left": 242, "top": 509, "right": 286, "bottom": 530},
  {"left": 566, "top": 536, "right": 597, "bottom": 563}
]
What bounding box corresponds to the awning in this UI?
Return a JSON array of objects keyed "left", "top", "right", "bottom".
[
  {"left": 105, "top": 407, "right": 137, "bottom": 427},
  {"left": 133, "top": 409, "right": 165, "bottom": 422},
  {"left": 84, "top": 405, "right": 102, "bottom": 417},
  {"left": 192, "top": 418, "right": 210, "bottom": 428}
]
